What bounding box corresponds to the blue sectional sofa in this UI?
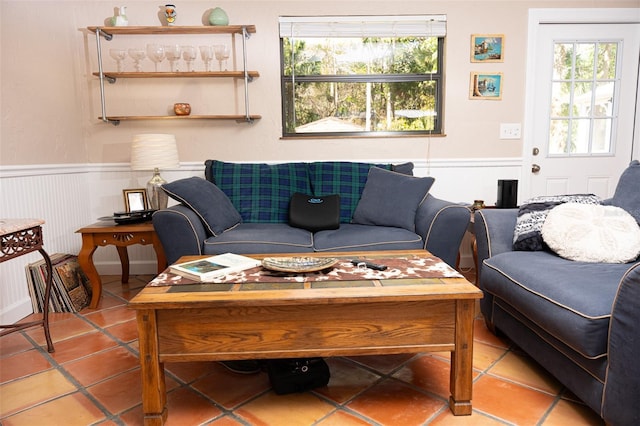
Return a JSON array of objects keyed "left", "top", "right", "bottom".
[
  {"left": 474, "top": 161, "right": 640, "bottom": 426},
  {"left": 153, "top": 160, "right": 471, "bottom": 267}
]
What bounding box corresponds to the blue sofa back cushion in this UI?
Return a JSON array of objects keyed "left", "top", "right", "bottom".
[
  {"left": 206, "top": 160, "right": 312, "bottom": 223},
  {"left": 352, "top": 167, "right": 435, "bottom": 232},
  {"left": 609, "top": 160, "right": 640, "bottom": 224},
  {"left": 162, "top": 177, "right": 241, "bottom": 236},
  {"left": 308, "top": 162, "right": 392, "bottom": 223}
]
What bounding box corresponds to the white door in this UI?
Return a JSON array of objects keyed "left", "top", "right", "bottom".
[{"left": 523, "top": 9, "right": 640, "bottom": 200}]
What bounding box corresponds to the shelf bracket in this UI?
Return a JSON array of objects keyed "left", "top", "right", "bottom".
[
  {"left": 94, "top": 28, "right": 111, "bottom": 124},
  {"left": 236, "top": 117, "right": 255, "bottom": 124},
  {"left": 241, "top": 26, "right": 252, "bottom": 123},
  {"left": 97, "top": 28, "right": 113, "bottom": 41}
]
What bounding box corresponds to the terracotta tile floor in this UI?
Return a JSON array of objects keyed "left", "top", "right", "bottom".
[{"left": 0, "top": 273, "right": 606, "bottom": 426}]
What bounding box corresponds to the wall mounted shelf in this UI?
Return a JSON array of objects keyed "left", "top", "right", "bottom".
[{"left": 87, "top": 25, "right": 259, "bottom": 126}]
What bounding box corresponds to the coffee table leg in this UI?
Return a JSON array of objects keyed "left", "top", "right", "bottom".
[
  {"left": 449, "top": 299, "right": 474, "bottom": 415},
  {"left": 137, "top": 309, "right": 167, "bottom": 426},
  {"left": 78, "top": 235, "right": 101, "bottom": 309}
]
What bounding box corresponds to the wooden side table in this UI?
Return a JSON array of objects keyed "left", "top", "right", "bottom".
[
  {"left": 76, "top": 221, "right": 167, "bottom": 309},
  {"left": 0, "top": 219, "right": 55, "bottom": 352}
]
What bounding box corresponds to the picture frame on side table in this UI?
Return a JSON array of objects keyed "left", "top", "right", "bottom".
[
  {"left": 123, "top": 188, "right": 148, "bottom": 212},
  {"left": 471, "top": 34, "right": 504, "bottom": 62},
  {"left": 469, "top": 72, "right": 503, "bottom": 100}
]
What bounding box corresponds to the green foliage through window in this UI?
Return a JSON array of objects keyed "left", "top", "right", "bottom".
[{"left": 280, "top": 18, "right": 444, "bottom": 137}]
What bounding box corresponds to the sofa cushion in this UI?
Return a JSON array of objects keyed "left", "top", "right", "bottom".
[
  {"left": 352, "top": 167, "right": 434, "bottom": 232},
  {"left": 313, "top": 223, "right": 423, "bottom": 252},
  {"left": 391, "top": 162, "right": 414, "bottom": 175},
  {"left": 307, "top": 162, "right": 391, "bottom": 223},
  {"left": 482, "top": 250, "right": 632, "bottom": 358},
  {"left": 542, "top": 203, "right": 640, "bottom": 263},
  {"left": 203, "top": 223, "right": 313, "bottom": 254},
  {"left": 162, "top": 177, "right": 241, "bottom": 236},
  {"left": 513, "top": 194, "right": 601, "bottom": 251},
  {"left": 608, "top": 160, "right": 640, "bottom": 223},
  {"left": 206, "top": 160, "right": 312, "bottom": 223}
]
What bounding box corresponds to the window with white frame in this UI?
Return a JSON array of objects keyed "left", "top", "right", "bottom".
[{"left": 279, "top": 15, "right": 446, "bottom": 137}]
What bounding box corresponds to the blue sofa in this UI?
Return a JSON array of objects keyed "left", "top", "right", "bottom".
[
  {"left": 474, "top": 161, "right": 640, "bottom": 426},
  {"left": 153, "top": 160, "right": 470, "bottom": 267}
]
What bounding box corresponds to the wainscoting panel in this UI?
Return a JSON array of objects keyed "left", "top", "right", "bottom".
[
  {"left": 0, "top": 164, "right": 204, "bottom": 324},
  {"left": 0, "top": 158, "right": 522, "bottom": 324}
]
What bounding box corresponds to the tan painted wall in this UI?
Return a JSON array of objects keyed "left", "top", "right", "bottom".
[{"left": 1, "top": 0, "right": 637, "bottom": 166}]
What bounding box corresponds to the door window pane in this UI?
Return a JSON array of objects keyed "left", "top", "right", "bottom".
[{"left": 548, "top": 41, "right": 618, "bottom": 156}]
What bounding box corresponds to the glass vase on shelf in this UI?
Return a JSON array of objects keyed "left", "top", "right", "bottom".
[
  {"left": 164, "top": 44, "right": 181, "bottom": 72},
  {"left": 214, "top": 44, "right": 230, "bottom": 71},
  {"left": 199, "top": 45, "right": 213, "bottom": 72},
  {"left": 147, "top": 44, "right": 165, "bottom": 72}
]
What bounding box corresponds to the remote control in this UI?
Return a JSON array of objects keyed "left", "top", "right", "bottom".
[{"left": 350, "top": 260, "right": 388, "bottom": 271}]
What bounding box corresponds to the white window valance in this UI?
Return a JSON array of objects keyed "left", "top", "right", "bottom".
[{"left": 278, "top": 15, "right": 447, "bottom": 38}]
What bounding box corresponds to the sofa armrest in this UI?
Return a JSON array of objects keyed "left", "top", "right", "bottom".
[
  {"left": 474, "top": 208, "right": 518, "bottom": 269},
  {"left": 415, "top": 194, "right": 471, "bottom": 267},
  {"left": 152, "top": 205, "right": 207, "bottom": 265},
  {"left": 602, "top": 262, "right": 640, "bottom": 425}
]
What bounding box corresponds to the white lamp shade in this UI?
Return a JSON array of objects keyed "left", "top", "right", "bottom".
[{"left": 130, "top": 134, "right": 180, "bottom": 171}]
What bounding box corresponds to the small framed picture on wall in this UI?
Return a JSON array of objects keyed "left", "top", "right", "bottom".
[
  {"left": 469, "top": 72, "right": 503, "bottom": 100},
  {"left": 123, "top": 188, "right": 148, "bottom": 212},
  {"left": 471, "top": 34, "right": 504, "bottom": 63}
]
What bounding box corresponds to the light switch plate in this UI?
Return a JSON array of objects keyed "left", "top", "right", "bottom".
[{"left": 500, "top": 123, "right": 522, "bottom": 139}]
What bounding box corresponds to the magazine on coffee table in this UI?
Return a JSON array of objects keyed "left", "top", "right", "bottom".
[{"left": 169, "top": 253, "right": 261, "bottom": 282}]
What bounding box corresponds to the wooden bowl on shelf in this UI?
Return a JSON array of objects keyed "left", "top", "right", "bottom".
[{"left": 173, "top": 103, "right": 191, "bottom": 116}]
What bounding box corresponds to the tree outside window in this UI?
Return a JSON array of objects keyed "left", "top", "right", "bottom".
[{"left": 279, "top": 16, "right": 446, "bottom": 137}]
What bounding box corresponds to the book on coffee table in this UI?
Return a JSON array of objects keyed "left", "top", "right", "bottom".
[{"left": 169, "top": 253, "right": 261, "bottom": 282}]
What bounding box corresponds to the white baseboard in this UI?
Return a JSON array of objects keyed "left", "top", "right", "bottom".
[{"left": 0, "top": 297, "right": 34, "bottom": 326}]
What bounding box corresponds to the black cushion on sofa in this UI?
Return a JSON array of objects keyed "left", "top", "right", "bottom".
[
  {"left": 352, "top": 167, "right": 434, "bottom": 232},
  {"left": 289, "top": 193, "right": 340, "bottom": 232},
  {"left": 162, "top": 177, "right": 241, "bottom": 236}
]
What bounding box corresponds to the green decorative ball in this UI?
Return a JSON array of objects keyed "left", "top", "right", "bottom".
[{"left": 209, "top": 7, "right": 229, "bottom": 26}]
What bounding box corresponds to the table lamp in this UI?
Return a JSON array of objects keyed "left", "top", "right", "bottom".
[{"left": 130, "top": 134, "right": 179, "bottom": 210}]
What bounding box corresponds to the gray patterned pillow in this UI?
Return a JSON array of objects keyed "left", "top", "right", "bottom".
[{"left": 513, "top": 194, "right": 601, "bottom": 251}]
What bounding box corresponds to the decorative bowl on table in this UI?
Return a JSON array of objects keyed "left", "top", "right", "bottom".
[{"left": 262, "top": 257, "right": 338, "bottom": 273}]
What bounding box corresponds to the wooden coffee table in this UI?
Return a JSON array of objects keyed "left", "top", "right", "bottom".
[{"left": 129, "top": 250, "right": 482, "bottom": 426}]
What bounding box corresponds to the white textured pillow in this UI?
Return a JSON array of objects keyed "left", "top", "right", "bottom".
[{"left": 542, "top": 203, "right": 640, "bottom": 263}]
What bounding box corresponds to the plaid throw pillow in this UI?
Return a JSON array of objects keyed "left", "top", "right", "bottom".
[
  {"left": 208, "top": 160, "right": 311, "bottom": 223},
  {"left": 308, "top": 162, "right": 391, "bottom": 223}
]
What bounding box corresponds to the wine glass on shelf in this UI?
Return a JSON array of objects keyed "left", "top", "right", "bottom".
[
  {"left": 128, "top": 48, "right": 146, "bottom": 72},
  {"left": 164, "top": 44, "right": 182, "bottom": 72},
  {"left": 109, "top": 48, "right": 126, "bottom": 72},
  {"left": 199, "top": 45, "right": 213, "bottom": 72},
  {"left": 146, "top": 44, "right": 165, "bottom": 72},
  {"left": 181, "top": 45, "right": 197, "bottom": 72},
  {"left": 214, "top": 44, "right": 230, "bottom": 71}
]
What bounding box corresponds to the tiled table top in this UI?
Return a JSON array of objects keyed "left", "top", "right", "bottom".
[{"left": 0, "top": 219, "right": 44, "bottom": 236}]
